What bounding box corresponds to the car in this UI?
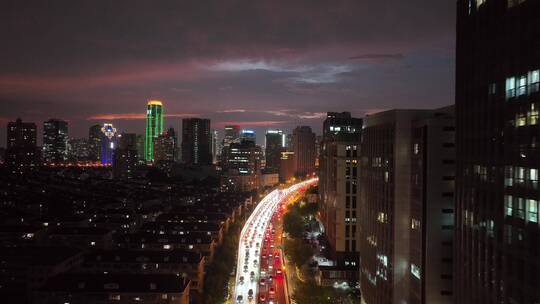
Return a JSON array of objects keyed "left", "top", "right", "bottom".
[
  {"left": 239, "top": 276, "right": 245, "bottom": 284},
  {"left": 259, "top": 294, "right": 266, "bottom": 302},
  {"left": 236, "top": 295, "right": 243, "bottom": 303},
  {"left": 269, "top": 287, "right": 275, "bottom": 295},
  {"left": 248, "top": 289, "right": 254, "bottom": 300},
  {"left": 259, "top": 278, "right": 266, "bottom": 286}
]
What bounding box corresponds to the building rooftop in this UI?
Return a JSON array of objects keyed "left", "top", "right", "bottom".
[
  {"left": 84, "top": 249, "right": 203, "bottom": 264},
  {"left": 0, "top": 246, "right": 81, "bottom": 266},
  {"left": 41, "top": 273, "right": 189, "bottom": 293}
]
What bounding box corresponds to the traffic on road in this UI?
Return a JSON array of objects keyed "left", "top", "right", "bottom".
[{"left": 233, "top": 179, "right": 317, "bottom": 304}]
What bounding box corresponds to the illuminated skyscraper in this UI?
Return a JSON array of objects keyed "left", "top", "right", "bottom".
[
  {"left": 221, "top": 125, "right": 241, "bottom": 167},
  {"left": 43, "top": 119, "right": 68, "bottom": 163},
  {"left": 223, "top": 125, "right": 241, "bottom": 146},
  {"left": 211, "top": 129, "right": 220, "bottom": 164},
  {"left": 100, "top": 123, "right": 117, "bottom": 165},
  {"left": 240, "top": 129, "right": 256, "bottom": 143},
  {"left": 144, "top": 100, "right": 164, "bottom": 161}
]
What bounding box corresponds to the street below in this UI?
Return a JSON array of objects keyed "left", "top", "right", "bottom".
[{"left": 233, "top": 179, "right": 317, "bottom": 304}]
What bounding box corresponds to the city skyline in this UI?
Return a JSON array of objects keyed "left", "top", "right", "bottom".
[{"left": 0, "top": 0, "right": 455, "bottom": 146}]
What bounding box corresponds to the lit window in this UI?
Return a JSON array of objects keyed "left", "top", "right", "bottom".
[
  {"left": 518, "top": 75, "right": 527, "bottom": 96},
  {"left": 505, "top": 195, "right": 513, "bottom": 216},
  {"left": 506, "top": 77, "right": 516, "bottom": 98},
  {"left": 527, "top": 199, "right": 538, "bottom": 223},
  {"left": 411, "top": 219, "right": 421, "bottom": 230},
  {"left": 413, "top": 143, "right": 420, "bottom": 155},
  {"left": 377, "top": 212, "right": 387, "bottom": 223},
  {"left": 529, "top": 69, "right": 540, "bottom": 93},
  {"left": 528, "top": 103, "right": 538, "bottom": 125},
  {"left": 411, "top": 264, "right": 421, "bottom": 279},
  {"left": 516, "top": 113, "right": 527, "bottom": 127}
]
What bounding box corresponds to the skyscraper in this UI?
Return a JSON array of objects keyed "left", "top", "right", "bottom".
[
  {"left": 359, "top": 108, "right": 455, "bottom": 304},
  {"left": 265, "top": 129, "right": 285, "bottom": 173},
  {"left": 223, "top": 125, "right": 241, "bottom": 147},
  {"left": 136, "top": 134, "right": 145, "bottom": 162},
  {"left": 221, "top": 139, "right": 262, "bottom": 191},
  {"left": 154, "top": 127, "right": 177, "bottom": 163},
  {"left": 5, "top": 118, "right": 39, "bottom": 172},
  {"left": 145, "top": 100, "right": 164, "bottom": 162},
  {"left": 43, "top": 119, "right": 68, "bottom": 163},
  {"left": 279, "top": 151, "right": 295, "bottom": 182},
  {"left": 100, "top": 123, "right": 117, "bottom": 165},
  {"left": 181, "top": 118, "right": 212, "bottom": 165},
  {"left": 240, "top": 129, "right": 256, "bottom": 143},
  {"left": 113, "top": 133, "right": 138, "bottom": 180},
  {"left": 455, "top": 1, "right": 539, "bottom": 303},
  {"left": 88, "top": 124, "right": 102, "bottom": 162},
  {"left": 319, "top": 112, "right": 363, "bottom": 275},
  {"left": 221, "top": 125, "right": 241, "bottom": 168},
  {"left": 67, "top": 138, "right": 89, "bottom": 162},
  {"left": 211, "top": 129, "right": 220, "bottom": 164},
  {"left": 292, "top": 126, "right": 316, "bottom": 177}
]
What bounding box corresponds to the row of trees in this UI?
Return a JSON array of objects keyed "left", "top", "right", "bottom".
[{"left": 203, "top": 220, "right": 243, "bottom": 304}]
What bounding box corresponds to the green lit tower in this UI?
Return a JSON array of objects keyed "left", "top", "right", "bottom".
[{"left": 145, "top": 100, "right": 164, "bottom": 161}]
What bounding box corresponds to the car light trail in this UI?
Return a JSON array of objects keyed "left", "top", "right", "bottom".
[{"left": 233, "top": 178, "right": 317, "bottom": 303}]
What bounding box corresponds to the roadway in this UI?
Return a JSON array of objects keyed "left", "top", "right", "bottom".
[{"left": 233, "top": 178, "right": 317, "bottom": 304}]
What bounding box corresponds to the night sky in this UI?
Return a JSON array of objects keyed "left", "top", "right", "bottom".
[{"left": 0, "top": 0, "right": 455, "bottom": 146}]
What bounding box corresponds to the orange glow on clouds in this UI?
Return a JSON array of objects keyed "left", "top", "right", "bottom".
[
  {"left": 87, "top": 113, "right": 198, "bottom": 120},
  {"left": 213, "top": 120, "right": 287, "bottom": 128}
]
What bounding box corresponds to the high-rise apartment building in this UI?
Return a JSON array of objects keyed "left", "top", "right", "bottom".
[
  {"left": 359, "top": 108, "right": 455, "bottom": 304},
  {"left": 292, "top": 126, "right": 316, "bottom": 177},
  {"left": 113, "top": 133, "right": 138, "bottom": 180},
  {"left": 410, "top": 108, "right": 455, "bottom": 304},
  {"left": 43, "top": 119, "right": 68, "bottom": 163},
  {"left": 100, "top": 123, "right": 117, "bottom": 165},
  {"left": 455, "top": 1, "right": 540, "bottom": 303},
  {"left": 88, "top": 124, "right": 102, "bottom": 162},
  {"left": 145, "top": 100, "right": 164, "bottom": 161},
  {"left": 221, "top": 139, "right": 262, "bottom": 192},
  {"left": 181, "top": 118, "right": 212, "bottom": 165},
  {"left": 154, "top": 127, "right": 177, "bottom": 163},
  {"left": 265, "top": 129, "right": 285, "bottom": 173},
  {"left": 67, "top": 138, "right": 89, "bottom": 162},
  {"left": 279, "top": 151, "right": 295, "bottom": 182},
  {"left": 319, "top": 112, "right": 363, "bottom": 271},
  {"left": 5, "top": 118, "right": 39, "bottom": 171}
]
